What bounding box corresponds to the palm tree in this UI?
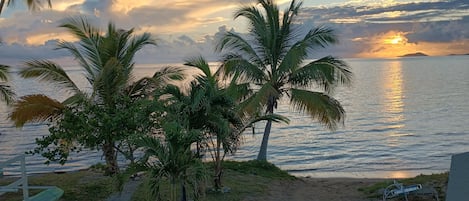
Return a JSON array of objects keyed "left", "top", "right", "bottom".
[
  {"left": 162, "top": 56, "right": 288, "bottom": 189},
  {"left": 216, "top": 0, "right": 353, "bottom": 161},
  {"left": 138, "top": 121, "right": 206, "bottom": 201},
  {"left": 0, "top": 0, "right": 51, "bottom": 14},
  {"left": 10, "top": 17, "right": 180, "bottom": 174},
  {"left": 160, "top": 57, "right": 243, "bottom": 190}
]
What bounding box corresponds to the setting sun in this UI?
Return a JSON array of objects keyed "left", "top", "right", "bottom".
[{"left": 385, "top": 35, "right": 405, "bottom": 44}]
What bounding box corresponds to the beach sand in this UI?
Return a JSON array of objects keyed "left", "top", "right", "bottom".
[{"left": 244, "top": 177, "right": 388, "bottom": 201}]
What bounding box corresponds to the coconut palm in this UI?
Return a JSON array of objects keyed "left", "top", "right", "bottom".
[
  {"left": 216, "top": 0, "right": 353, "bottom": 161},
  {"left": 10, "top": 17, "right": 181, "bottom": 174},
  {"left": 0, "top": 0, "right": 51, "bottom": 14}
]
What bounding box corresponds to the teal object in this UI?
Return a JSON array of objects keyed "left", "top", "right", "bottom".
[{"left": 28, "top": 187, "right": 64, "bottom": 201}]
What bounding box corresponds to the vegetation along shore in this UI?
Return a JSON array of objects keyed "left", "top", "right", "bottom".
[
  {"left": 0, "top": 161, "right": 449, "bottom": 201},
  {"left": 0, "top": 0, "right": 457, "bottom": 201}
]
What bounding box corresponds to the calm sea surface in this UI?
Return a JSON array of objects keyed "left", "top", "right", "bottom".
[{"left": 1, "top": 56, "right": 468, "bottom": 178}]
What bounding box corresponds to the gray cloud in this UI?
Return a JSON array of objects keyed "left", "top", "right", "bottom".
[
  {"left": 299, "top": 0, "right": 469, "bottom": 45},
  {"left": 0, "top": 25, "right": 233, "bottom": 66},
  {"left": 1, "top": 0, "right": 468, "bottom": 63},
  {"left": 406, "top": 17, "right": 469, "bottom": 43},
  {"left": 301, "top": 0, "right": 469, "bottom": 24},
  {"left": 0, "top": 40, "right": 68, "bottom": 66}
]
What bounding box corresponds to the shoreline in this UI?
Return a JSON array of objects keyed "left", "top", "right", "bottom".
[
  {"left": 1, "top": 166, "right": 448, "bottom": 179},
  {"left": 290, "top": 169, "right": 448, "bottom": 179}
]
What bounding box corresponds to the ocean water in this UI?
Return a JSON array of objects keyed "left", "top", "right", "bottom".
[{"left": 1, "top": 56, "right": 468, "bottom": 178}]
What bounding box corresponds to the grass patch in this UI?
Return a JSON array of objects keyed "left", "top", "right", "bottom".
[
  {"left": 359, "top": 172, "right": 448, "bottom": 200},
  {"left": 0, "top": 170, "right": 115, "bottom": 201},
  {"left": 221, "top": 160, "right": 295, "bottom": 180},
  {"left": 131, "top": 160, "right": 296, "bottom": 201}
]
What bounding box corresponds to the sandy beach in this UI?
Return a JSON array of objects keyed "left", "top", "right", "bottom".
[{"left": 244, "top": 177, "right": 387, "bottom": 201}]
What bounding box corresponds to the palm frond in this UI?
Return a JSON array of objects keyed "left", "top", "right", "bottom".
[
  {"left": 21, "top": 60, "right": 81, "bottom": 94},
  {"left": 184, "top": 56, "right": 212, "bottom": 79},
  {"left": 290, "top": 88, "right": 345, "bottom": 130},
  {"left": 277, "top": 33, "right": 311, "bottom": 75},
  {"left": 93, "top": 57, "right": 126, "bottom": 105},
  {"left": 290, "top": 56, "right": 352, "bottom": 93},
  {"left": 0, "top": 64, "right": 15, "bottom": 104},
  {"left": 0, "top": 64, "right": 9, "bottom": 81},
  {"left": 127, "top": 67, "right": 184, "bottom": 99},
  {"left": 154, "top": 66, "right": 185, "bottom": 81},
  {"left": 220, "top": 53, "right": 266, "bottom": 83},
  {"left": 216, "top": 32, "right": 264, "bottom": 68},
  {"left": 55, "top": 41, "right": 94, "bottom": 80},
  {"left": 59, "top": 17, "right": 103, "bottom": 74},
  {"left": 303, "top": 26, "right": 338, "bottom": 49},
  {"left": 0, "top": 84, "right": 14, "bottom": 105},
  {"left": 224, "top": 76, "right": 252, "bottom": 103},
  {"left": 233, "top": 4, "right": 267, "bottom": 51},
  {"left": 122, "top": 32, "right": 156, "bottom": 67},
  {"left": 62, "top": 92, "right": 88, "bottom": 106},
  {"left": 238, "top": 82, "right": 279, "bottom": 115},
  {"left": 10, "top": 94, "right": 64, "bottom": 127}
]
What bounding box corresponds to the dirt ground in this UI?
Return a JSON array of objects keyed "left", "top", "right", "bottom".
[{"left": 245, "top": 177, "right": 387, "bottom": 201}]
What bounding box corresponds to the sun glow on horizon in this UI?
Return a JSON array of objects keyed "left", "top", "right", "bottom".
[{"left": 384, "top": 34, "right": 406, "bottom": 45}]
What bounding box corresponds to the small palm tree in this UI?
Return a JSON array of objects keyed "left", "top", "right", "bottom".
[
  {"left": 160, "top": 57, "right": 241, "bottom": 190},
  {"left": 162, "top": 56, "right": 288, "bottom": 189},
  {"left": 138, "top": 121, "right": 206, "bottom": 201},
  {"left": 217, "top": 0, "right": 353, "bottom": 161},
  {"left": 10, "top": 17, "right": 180, "bottom": 175},
  {"left": 0, "top": 0, "right": 51, "bottom": 14}
]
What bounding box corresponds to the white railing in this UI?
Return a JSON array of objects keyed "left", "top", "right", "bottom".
[{"left": 0, "top": 154, "right": 30, "bottom": 200}]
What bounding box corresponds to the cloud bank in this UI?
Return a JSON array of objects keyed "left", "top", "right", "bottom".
[{"left": 0, "top": 0, "right": 468, "bottom": 66}]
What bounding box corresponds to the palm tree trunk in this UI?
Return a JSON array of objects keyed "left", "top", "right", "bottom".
[
  {"left": 257, "top": 119, "right": 273, "bottom": 161},
  {"left": 102, "top": 141, "right": 119, "bottom": 175},
  {"left": 214, "top": 139, "right": 222, "bottom": 189},
  {"left": 257, "top": 96, "right": 276, "bottom": 161},
  {"left": 170, "top": 178, "right": 177, "bottom": 201},
  {"left": 180, "top": 181, "right": 187, "bottom": 201}
]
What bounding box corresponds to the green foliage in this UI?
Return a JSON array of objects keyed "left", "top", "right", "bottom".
[
  {"left": 0, "top": 170, "right": 114, "bottom": 201},
  {"left": 132, "top": 161, "right": 296, "bottom": 201},
  {"left": 0, "top": 64, "right": 15, "bottom": 105},
  {"left": 161, "top": 57, "right": 235, "bottom": 187},
  {"left": 221, "top": 160, "right": 295, "bottom": 179},
  {"left": 138, "top": 121, "right": 208, "bottom": 201},
  {"left": 90, "top": 163, "right": 107, "bottom": 172},
  {"left": 29, "top": 97, "right": 160, "bottom": 166},
  {"left": 10, "top": 17, "right": 168, "bottom": 175}
]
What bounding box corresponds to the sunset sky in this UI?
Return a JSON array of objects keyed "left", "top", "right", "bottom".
[{"left": 0, "top": 0, "right": 468, "bottom": 65}]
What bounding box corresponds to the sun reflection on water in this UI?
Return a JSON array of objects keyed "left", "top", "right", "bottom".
[
  {"left": 388, "top": 171, "right": 414, "bottom": 179},
  {"left": 383, "top": 61, "right": 404, "bottom": 115},
  {"left": 382, "top": 60, "right": 406, "bottom": 146}
]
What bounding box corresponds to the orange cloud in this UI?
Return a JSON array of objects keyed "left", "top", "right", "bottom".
[
  {"left": 52, "top": 0, "right": 85, "bottom": 11},
  {"left": 355, "top": 30, "right": 469, "bottom": 58}
]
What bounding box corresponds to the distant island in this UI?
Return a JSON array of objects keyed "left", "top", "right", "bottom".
[
  {"left": 399, "top": 52, "right": 428, "bottom": 57},
  {"left": 449, "top": 53, "right": 469, "bottom": 56}
]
